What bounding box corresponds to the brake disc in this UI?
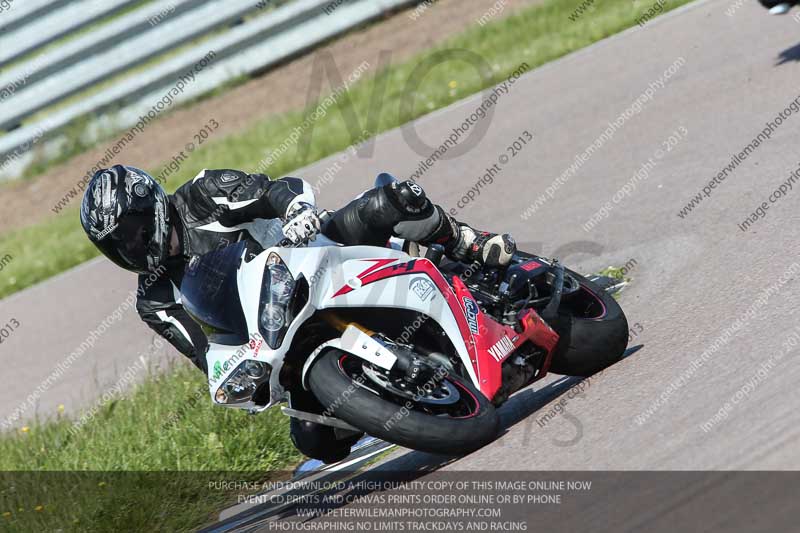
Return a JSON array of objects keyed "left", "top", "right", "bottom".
[{"left": 360, "top": 362, "right": 460, "bottom": 406}]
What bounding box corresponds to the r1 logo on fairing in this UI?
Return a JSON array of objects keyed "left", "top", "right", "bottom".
[
  {"left": 488, "top": 336, "right": 515, "bottom": 362},
  {"left": 462, "top": 297, "right": 480, "bottom": 334}
]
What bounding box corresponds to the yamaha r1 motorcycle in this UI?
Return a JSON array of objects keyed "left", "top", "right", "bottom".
[{"left": 181, "top": 175, "right": 629, "bottom": 456}]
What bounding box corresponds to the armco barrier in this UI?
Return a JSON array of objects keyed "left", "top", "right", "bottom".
[
  {"left": 0, "top": 0, "right": 417, "bottom": 169},
  {"left": 0, "top": 0, "right": 212, "bottom": 91},
  {"left": 0, "top": 0, "right": 141, "bottom": 68}
]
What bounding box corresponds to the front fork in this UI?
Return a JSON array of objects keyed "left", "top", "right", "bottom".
[{"left": 318, "top": 312, "right": 440, "bottom": 387}]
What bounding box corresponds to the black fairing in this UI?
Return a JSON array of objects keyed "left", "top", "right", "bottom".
[
  {"left": 181, "top": 241, "right": 249, "bottom": 345},
  {"left": 504, "top": 259, "right": 549, "bottom": 295}
]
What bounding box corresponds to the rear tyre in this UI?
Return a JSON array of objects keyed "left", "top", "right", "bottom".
[
  {"left": 547, "top": 270, "right": 629, "bottom": 377},
  {"left": 308, "top": 350, "right": 499, "bottom": 455}
]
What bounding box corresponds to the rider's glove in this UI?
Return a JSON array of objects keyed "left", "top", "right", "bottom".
[{"left": 283, "top": 203, "right": 321, "bottom": 245}]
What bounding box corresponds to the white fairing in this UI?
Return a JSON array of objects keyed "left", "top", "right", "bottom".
[{"left": 204, "top": 243, "right": 475, "bottom": 411}]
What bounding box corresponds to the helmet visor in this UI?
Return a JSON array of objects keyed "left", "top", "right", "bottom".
[{"left": 96, "top": 201, "right": 169, "bottom": 274}]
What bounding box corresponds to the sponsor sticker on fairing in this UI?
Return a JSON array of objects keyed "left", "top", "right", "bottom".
[
  {"left": 249, "top": 337, "right": 263, "bottom": 357},
  {"left": 462, "top": 297, "right": 480, "bottom": 334},
  {"left": 410, "top": 276, "right": 435, "bottom": 301},
  {"left": 212, "top": 361, "right": 224, "bottom": 381},
  {"left": 488, "top": 335, "right": 515, "bottom": 362}
]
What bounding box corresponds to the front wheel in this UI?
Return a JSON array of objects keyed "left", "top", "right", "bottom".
[{"left": 307, "top": 350, "right": 499, "bottom": 455}]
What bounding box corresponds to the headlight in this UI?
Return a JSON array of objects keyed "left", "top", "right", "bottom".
[
  {"left": 245, "top": 359, "right": 268, "bottom": 379},
  {"left": 215, "top": 360, "right": 272, "bottom": 404},
  {"left": 258, "top": 253, "right": 307, "bottom": 348}
]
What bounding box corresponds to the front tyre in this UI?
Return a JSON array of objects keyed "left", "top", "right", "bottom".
[{"left": 307, "top": 350, "right": 499, "bottom": 455}]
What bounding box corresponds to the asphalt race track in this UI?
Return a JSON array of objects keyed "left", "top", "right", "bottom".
[
  {"left": 2, "top": 0, "right": 800, "bottom": 510},
  {"left": 278, "top": 0, "right": 800, "bottom": 471}
]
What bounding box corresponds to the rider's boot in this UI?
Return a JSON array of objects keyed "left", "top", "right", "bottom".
[
  {"left": 422, "top": 208, "right": 517, "bottom": 268},
  {"left": 323, "top": 179, "right": 517, "bottom": 267},
  {"left": 288, "top": 390, "right": 363, "bottom": 464}
]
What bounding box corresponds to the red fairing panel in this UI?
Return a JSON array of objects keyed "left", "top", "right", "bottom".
[
  {"left": 517, "top": 309, "right": 559, "bottom": 377},
  {"left": 450, "top": 277, "right": 559, "bottom": 400},
  {"left": 333, "top": 258, "right": 560, "bottom": 401}
]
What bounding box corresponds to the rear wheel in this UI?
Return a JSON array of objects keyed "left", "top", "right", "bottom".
[
  {"left": 307, "top": 350, "right": 499, "bottom": 455},
  {"left": 547, "top": 270, "right": 629, "bottom": 377}
]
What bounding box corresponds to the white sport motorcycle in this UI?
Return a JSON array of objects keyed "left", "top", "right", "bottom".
[{"left": 182, "top": 177, "right": 628, "bottom": 456}]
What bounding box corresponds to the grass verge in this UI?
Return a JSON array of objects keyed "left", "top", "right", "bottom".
[
  {"left": 0, "top": 0, "right": 693, "bottom": 300},
  {"left": 0, "top": 364, "right": 300, "bottom": 532}
]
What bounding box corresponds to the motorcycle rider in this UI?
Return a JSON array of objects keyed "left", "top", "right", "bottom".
[{"left": 80, "top": 165, "right": 516, "bottom": 463}]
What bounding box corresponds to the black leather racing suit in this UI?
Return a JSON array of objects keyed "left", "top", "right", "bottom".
[{"left": 136, "top": 169, "right": 459, "bottom": 374}]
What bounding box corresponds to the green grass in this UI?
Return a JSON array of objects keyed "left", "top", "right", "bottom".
[
  {"left": 0, "top": 0, "right": 693, "bottom": 300},
  {"left": 0, "top": 364, "right": 301, "bottom": 532},
  {"left": 597, "top": 265, "right": 630, "bottom": 281}
]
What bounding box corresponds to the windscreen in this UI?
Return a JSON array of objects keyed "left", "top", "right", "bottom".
[{"left": 180, "top": 241, "right": 249, "bottom": 342}]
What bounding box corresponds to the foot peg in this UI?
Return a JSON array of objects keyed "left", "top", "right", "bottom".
[{"left": 281, "top": 407, "right": 360, "bottom": 432}]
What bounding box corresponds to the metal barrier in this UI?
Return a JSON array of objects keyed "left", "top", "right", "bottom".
[
  {"left": 0, "top": 0, "right": 267, "bottom": 130},
  {"left": 0, "top": 0, "right": 72, "bottom": 35},
  {"left": 0, "top": 0, "right": 142, "bottom": 68},
  {"left": 0, "top": 0, "right": 417, "bottom": 175},
  {"left": 0, "top": 0, "right": 212, "bottom": 91}
]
